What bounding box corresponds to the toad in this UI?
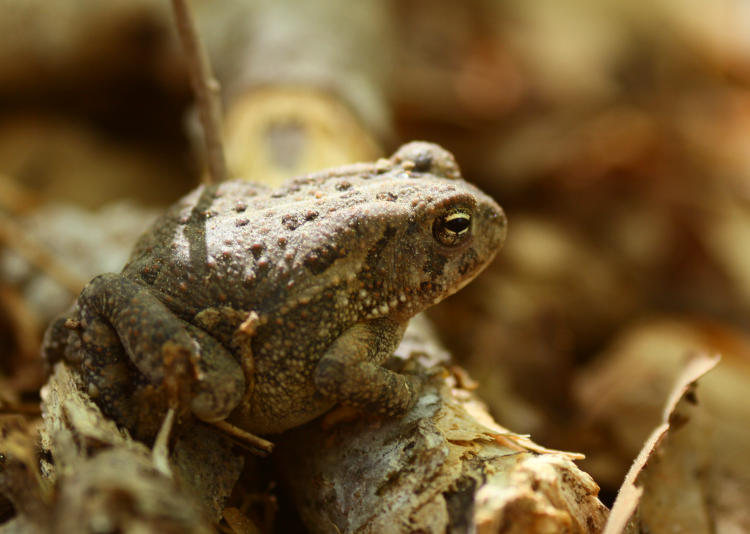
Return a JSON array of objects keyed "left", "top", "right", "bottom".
[{"left": 43, "top": 142, "right": 507, "bottom": 442}]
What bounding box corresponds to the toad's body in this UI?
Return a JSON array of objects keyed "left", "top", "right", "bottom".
[{"left": 43, "top": 143, "right": 506, "bottom": 438}]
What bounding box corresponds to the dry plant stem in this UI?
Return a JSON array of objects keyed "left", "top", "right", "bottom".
[
  {"left": 0, "top": 210, "right": 85, "bottom": 295},
  {"left": 171, "top": 0, "right": 228, "bottom": 184},
  {"left": 211, "top": 419, "right": 274, "bottom": 456},
  {"left": 152, "top": 408, "right": 176, "bottom": 477}
]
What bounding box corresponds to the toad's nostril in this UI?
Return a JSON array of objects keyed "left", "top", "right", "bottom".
[{"left": 413, "top": 152, "right": 432, "bottom": 172}]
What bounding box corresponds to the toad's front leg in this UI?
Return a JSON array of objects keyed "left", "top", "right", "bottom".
[
  {"left": 72, "top": 273, "right": 245, "bottom": 434},
  {"left": 313, "top": 320, "right": 422, "bottom": 416}
]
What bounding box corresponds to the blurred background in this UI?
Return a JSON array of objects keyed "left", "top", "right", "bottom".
[{"left": 1, "top": 0, "right": 749, "bottom": 526}]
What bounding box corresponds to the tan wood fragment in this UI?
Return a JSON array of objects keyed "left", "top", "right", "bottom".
[{"left": 275, "top": 317, "right": 609, "bottom": 534}]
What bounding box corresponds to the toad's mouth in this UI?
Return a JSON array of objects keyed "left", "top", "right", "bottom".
[{"left": 422, "top": 248, "right": 498, "bottom": 306}]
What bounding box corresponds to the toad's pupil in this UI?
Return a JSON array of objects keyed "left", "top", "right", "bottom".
[{"left": 444, "top": 213, "right": 470, "bottom": 234}]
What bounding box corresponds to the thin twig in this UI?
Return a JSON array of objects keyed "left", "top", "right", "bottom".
[
  {"left": 211, "top": 420, "right": 275, "bottom": 456},
  {"left": 171, "top": 0, "right": 228, "bottom": 184}
]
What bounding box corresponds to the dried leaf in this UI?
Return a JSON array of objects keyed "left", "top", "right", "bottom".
[{"left": 604, "top": 353, "right": 720, "bottom": 534}]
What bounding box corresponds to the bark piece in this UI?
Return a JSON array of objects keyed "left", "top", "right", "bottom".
[
  {"left": 31, "top": 363, "right": 244, "bottom": 533},
  {"left": 276, "top": 317, "right": 608, "bottom": 534},
  {"left": 0, "top": 416, "right": 51, "bottom": 533}
]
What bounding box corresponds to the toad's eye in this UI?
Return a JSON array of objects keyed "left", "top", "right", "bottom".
[{"left": 433, "top": 209, "right": 472, "bottom": 246}]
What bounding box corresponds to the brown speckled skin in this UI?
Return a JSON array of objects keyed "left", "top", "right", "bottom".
[{"left": 43, "top": 143, "right": 507, "bottom": 438}]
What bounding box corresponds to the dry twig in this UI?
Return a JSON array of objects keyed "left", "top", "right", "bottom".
[{"left": 171, "top": 0, "right": 228, "bottom": 184}]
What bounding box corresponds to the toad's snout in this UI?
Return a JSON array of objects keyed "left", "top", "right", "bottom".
[{"left": 477, "top": 196, "right": 507, "bottom": 258}]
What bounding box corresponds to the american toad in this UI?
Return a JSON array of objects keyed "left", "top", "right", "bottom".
[{"left": 43, "top": 142, "right": 506, "bottom": 440}]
